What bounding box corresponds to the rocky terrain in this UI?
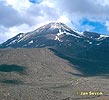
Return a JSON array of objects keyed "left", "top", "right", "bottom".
[
  {"left": 0, "top": 48, "right": 109, "bottom": 100},
  {"left": 1, "top": 22, "right": 109, "bottom": 77},
  {"left": 0, "top": 22, "right": 109, "bottom": 100}
]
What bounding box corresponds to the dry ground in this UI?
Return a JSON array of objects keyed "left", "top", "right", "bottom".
[{"left": 0, "top": 48, "right": 109, "bottom": 100}]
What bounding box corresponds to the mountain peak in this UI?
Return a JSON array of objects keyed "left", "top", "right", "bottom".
[
  {"left": 47, "top": 22, "right": 65, "bottom": 25},
  {"left": 38, "top": 22, "right": 72, "bottom": 31},
  {"left": 48, "top": 22, "right": 64, "bottom": 25},
  {"left": 0, "top": 22, "right": 109, "bottom": 48}
]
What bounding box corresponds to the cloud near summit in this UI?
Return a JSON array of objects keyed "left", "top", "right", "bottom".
[{"left": 0, "top": 0, "right": 109, "bottom": 43}]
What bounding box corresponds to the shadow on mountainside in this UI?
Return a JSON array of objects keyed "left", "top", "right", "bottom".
[
  {"left": 0, "top": 64, "right": 26, "bottom": 84},
  {"left": 0, "top": 64, "right": 26, "bottom": 74},
  {"left": 49, "top": 48, "right": 109, "bottom": 77},
  {"left": 0, "top": 79, "right": 24, "bottom": 84}
]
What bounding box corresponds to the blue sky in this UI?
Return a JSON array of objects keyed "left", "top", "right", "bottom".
[
  {"left": 0, "top": 0, "right": 109, "bottom": 43},
  {"left": 80, "top": 18, "right": 108, "bottom": 34},
  {"left": 29, "top": 0, "right": 42, "bottom": 4}
]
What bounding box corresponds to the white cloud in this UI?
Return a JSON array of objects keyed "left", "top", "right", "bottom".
[
  {"left": 96, "top": 0, "right": 109, "bottom": 6},
  {"left": 41, "top": 0, "right": 54, "bottom": 7},
  {"left": 0, "top": 23, "right": 38, "bottom": 43},
  {"left": 57, "top": 16, "right": 70, "bottom": 24},
  {"left": 0, "top": 0, "right": 109, "bottom": 43},
  {"left": 0, "top": 1, "right": 28, "bottom": 27},
  {"left": 53, "top": 0, "right": 109, "bottom": 19},
  {"left": 0, "top": 0, "right": 60, "bottom": 43},
  {"left": 6, "top": 0, "right": 30, "bottom": 11}
]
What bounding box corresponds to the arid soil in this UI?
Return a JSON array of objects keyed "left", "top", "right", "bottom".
[{"left": 0, "top": 48, "right": 109, "bottom": 100}]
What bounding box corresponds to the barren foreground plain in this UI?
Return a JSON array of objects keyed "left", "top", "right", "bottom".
[{"left": 0, "top": 48, "right": 109, "bottom": 100}]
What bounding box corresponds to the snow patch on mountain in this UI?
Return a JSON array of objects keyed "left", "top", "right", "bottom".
[
  {"left": 97, "top": 34, "right": 109, "bottom": 40},
  {"left": 28, "top": 40, "right": 34, "bottom": 44},
  {"left": 54, "top": 29, "right": 64, "bottom": 41},
  {"left": 89, "top": 42, "right": 92, "bottom": 44},
  {"left": 54, "top": 36, "right": 61, "bottom": 41},
  {"left": 6, "top": 40, "right": 17, "bottom": 46},
  {"left": 54, "top": 29, "right": 81, "bottom": 42},
  {"left": 18, "top": 34, "right": 24, "bottom": 38},
  {"left": 73, "top": 30, "right": 84, "bottom": 36},
  {"left": 50, "top": 23, "right": 61, "bottom": 29},
  {"left": 96, "top": 42, "right": 102, "bottom": 45},
  {"left": 1, "top": 22, "right": 109, "bottom": 49},
  {"left": 65, "top": 32, "right": 81, "bottom": 38},
  {"left": 57, "top": 29, "right": 64, "bottom": 36}
]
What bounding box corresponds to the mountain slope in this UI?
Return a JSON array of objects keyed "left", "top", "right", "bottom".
[
  {"left": 1, "top": 22, "right": 109, "bottom": 48},
  {"left": 0, "top": 22, "right": 109, "bottom": 76},
  {"left": 0, "top": 48, "right": 109, "bottom": 100},
  {"left": 0, "top": 48, "right": 79, "bottom": 82},
  {"left": 0, "top": 22, "right": 83, "bottom": 48},
  {"left": 1, "top": 23, "right": 109, "bottom": 100}
]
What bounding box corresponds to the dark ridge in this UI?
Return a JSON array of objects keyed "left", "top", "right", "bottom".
[{"left": 49, "top": 48, "right": 109, "bottom": 77}]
